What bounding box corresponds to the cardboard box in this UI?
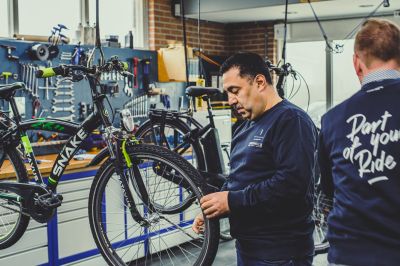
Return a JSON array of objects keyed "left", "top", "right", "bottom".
[{"left": 158, "top": 44, "right": 193, "bottom": 82}]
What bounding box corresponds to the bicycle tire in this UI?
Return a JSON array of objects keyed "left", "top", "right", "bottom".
[
  {"left": 89, "top": 144, "right": 219, "bottom": 266},
  {"left": 0, "top": 147, "right": 30, "bottom": 249},
  {"left": 136, "top": 117, "right": 206, "bottom": 171},
  {"left": 313, "top": 185, "right": 331, "bottom": 255}
]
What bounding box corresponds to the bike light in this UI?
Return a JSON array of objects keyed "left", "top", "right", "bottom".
[{"left": 120, "top": 109, "right": 135, "bottom": 132}]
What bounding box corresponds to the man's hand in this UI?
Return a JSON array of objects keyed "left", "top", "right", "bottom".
[
  {"left": 200, "top": 191, "right": 230, "bottom": 219},
  {"left": 192, "top": 213, "right": 205, "bottom": 234}
]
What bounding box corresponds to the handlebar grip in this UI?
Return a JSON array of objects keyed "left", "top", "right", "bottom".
[
  {"left": 122, "top": 62, "right": 128, "bottom": 71},
  {"left": 36, "top": 66, "right": 64, "bottom": 78}
]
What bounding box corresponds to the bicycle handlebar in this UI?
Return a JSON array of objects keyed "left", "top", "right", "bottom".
[{"left": 35, "top": 57, "right": 130, "bottom": 79}]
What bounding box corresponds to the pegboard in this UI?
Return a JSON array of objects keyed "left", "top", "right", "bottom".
[{"left": 0, "top": 38, "right": 158, "bottom": 125}]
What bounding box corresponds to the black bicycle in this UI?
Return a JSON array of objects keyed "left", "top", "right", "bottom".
[
  {"left": 90, "top": 86, "right": 234, "bottom": 241},
  {"left": 0, "top": 59, "right": 220, "bottom": 265}
]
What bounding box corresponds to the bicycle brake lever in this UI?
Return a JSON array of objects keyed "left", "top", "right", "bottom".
[{"left": 121, "top": 71, "right": 134, "bottom": 77}]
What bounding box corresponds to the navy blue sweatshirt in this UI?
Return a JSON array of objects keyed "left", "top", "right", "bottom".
[
  {"left": 319, "top": 78, "right": 400, "bottom": 266},
  {"left": 225, "top": 99, "right": 317, "bottom": 260}
]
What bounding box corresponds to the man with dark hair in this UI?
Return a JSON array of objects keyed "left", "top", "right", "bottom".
[
  {"left": 318, "top": 18, "right": 400, "bottom": 266},
  {"left": 192, "top": 52, "right": 317, "bottom": 265}
]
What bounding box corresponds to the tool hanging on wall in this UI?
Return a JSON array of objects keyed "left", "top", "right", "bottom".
[
  {"left": 0, "top": 72, "right": 13, "bottom": 84},
  {"left": 123, "top": 94, "right": 148, "bottom": 119},
  {"left": 71, "top": 42, "right": 88, "bottom": 65},
  {"left": 48, "top": 24, "right": 68, "bottom": 59},
  {"left": 0, "top": 45, "right": 19, "bottom": 61},
  {"left": 140, "top": 58, "right": 151, "bottom": 93},
  {"left": 60, "top": 52, "right": 72, "bottom": 61},
  {"left": 123, "top": 77, "right": 133, "bottom": 97},
  {"left": 133, "top": 57, "right": 139, "bottom": 88},
  {"left": 32, "top": 97, "right": 41, "bottom": 119},
  {"left": 29, "top": 44, "right": 50, "bottom": 61}
]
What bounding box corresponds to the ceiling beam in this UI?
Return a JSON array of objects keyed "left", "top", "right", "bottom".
[{"left": 184, "top": 0, "right": 327, "bottom": 15}]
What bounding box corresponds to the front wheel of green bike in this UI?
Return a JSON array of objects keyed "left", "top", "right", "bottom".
[
  {"left": 88, "top": 144, "right": 220, "bottom": 266},
  {"left": 0, "top": 147, "right": 30, "bottom": 249}
]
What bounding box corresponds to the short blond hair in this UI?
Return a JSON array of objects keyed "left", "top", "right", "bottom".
[{"left": 355, "top": 18, "right": 400, "bottom": 67}]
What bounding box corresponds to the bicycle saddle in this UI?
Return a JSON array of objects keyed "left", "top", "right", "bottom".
[
  {"left": 0, "top": 82, "right": 25, "bottom": 99},
  {"left": 185, "top": 86, "right": 220, "bottom": 97}
]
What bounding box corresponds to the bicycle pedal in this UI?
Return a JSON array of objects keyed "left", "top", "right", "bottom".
[{"left": 37, "top": 193, "right": 63, "bottom": 209}]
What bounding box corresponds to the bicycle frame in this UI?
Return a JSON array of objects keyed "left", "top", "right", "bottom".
[
  {"left": 147, "top": 96, "right": 227, "bottom": 176},
  {"left": 0, "top": 74, "right": 152, "bottom": 225}
]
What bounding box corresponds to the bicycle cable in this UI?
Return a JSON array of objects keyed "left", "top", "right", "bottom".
[
  {"left": 307, "top": 0, "right": 390, "bottom": 53},
  {"left": 180, "top": 0, "right": 190, "bottom": 87},
  {"left": 307, "top": 0, "right": 343, "bottom": 53}
]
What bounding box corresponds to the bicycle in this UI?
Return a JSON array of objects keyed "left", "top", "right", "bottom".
[
  {"left": 0, "top": 57, "right": 220, "bottom": 265},
  {"left": 90, "top": 87, "right": 234, "bottom": 241}
]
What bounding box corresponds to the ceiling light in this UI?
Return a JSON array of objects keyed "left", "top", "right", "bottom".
[{"left": 359, "top": 4, "right": 374, "bottom": 8}]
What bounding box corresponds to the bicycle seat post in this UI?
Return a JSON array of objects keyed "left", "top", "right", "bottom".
[
  {"left": 203, "top": 95, "right": 215, "bottom": 128},
  {"left": 8, "top": 97, "right": 22, "bottom": 126}
]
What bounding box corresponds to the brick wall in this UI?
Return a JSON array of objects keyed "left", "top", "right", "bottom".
[
  {"left": 148, "top": 0, "right": 276, "bottom": 60},
  {"left": 148, "top": 0, "right": 228, "bottom": 56},
  {"left": 226, "top": 22, "right": 276, "bottom": 61}
]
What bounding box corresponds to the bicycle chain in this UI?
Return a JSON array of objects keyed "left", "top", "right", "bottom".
[{"left": 0, "top": 202, "right": 30, "bottom": 217}]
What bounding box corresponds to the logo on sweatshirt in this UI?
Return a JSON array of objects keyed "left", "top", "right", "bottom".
[
  {"left": 343, "top": 110, "right": 397, "bottom": 185},
  {"left": 248, "top": 129, "right": 266, "bottom": 148}
]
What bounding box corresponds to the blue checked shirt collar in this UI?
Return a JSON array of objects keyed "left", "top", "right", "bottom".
[{"left": 362, "top": 69, "right": 400, "bottom": 86}]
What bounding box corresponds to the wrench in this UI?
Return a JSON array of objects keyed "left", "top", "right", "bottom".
[
  {"left": 52, "top": 97, "right": 75, "bottom": 104},
  {"left": 123, "top": 77, "right": 133, "bottom": 97},
  {"left": 56, "top": 76, "right": 73, "bottom": 84},
  {"left": 33, "top": 66, "right": 39, "bottom": 97},
  {"left": 56, "top": 85, "right": 74, "bottom": 90},
  {"left": 21, "top": 64, "right": 26, "bottom": 85},
  {"left": 49, "top": 114, "right": 76, "bottom": 121},
  {"left": 54, "top": 90, "right": 74, "bottom": 97},
  {"left": 26, "top": 65, "right": 32, "bottom": 92},
  {"left": 51, "top": 105, "right": 75, "bottom": 113}
]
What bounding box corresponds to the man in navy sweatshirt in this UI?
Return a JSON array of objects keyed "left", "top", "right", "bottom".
[
  {"left": 192, "top": 52, "right": 318, "bottom": 265},
  {"left": 318, "top": 18, "right": 400, "bottom": 266}
]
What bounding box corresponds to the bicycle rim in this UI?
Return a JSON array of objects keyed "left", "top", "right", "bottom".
[
  {"left": 0, "top": 148, "right": 30, "bottom": 249},
  {"left": 313, "top": 188, "right": 332, "bottom": 254},
  {"left": 89, "top": 146, "right": 219, "bottom": 265}
]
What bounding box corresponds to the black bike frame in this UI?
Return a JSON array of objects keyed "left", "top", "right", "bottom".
[{"left": 147, "top": 98, "right": 226, "bottom": 175}]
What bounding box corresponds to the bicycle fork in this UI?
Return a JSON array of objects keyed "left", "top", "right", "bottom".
[{"left": 107, "top": 137, "right": 156, "bottom": 227}]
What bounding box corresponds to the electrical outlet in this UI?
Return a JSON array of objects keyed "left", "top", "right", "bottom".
[{"left": 394, "top": 10, "right": 400, "bottom": 17}]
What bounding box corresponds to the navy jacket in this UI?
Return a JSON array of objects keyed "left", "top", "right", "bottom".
[
  {"left": 225, "top": 99, "right": 317, "bottom": 260},
  {"left": 319, "top": 78, "right": 400, "bottom": 266}
]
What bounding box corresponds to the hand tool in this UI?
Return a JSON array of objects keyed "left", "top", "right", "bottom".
[
  {"left": 52, "top": 98, "right": 75, "bottom": 105},
  {"left": 123, "top": 77, "right": 133, "bottom": 97},
  {"left": 54, "top": 90, "right": 74, "bottom": 97},
  {"left": 0, "top": 45, "right": 19, "bottom": 60},
  {"left": 51, "top": 105, "right": 75, "bottom": 113}
]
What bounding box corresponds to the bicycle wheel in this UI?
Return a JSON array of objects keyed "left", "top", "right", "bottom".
[
  {"left": 89, "top": 144, "right": 219, "bottom": 266},
  {"left": 313, "top": 184, "right": 332, "bottom": 254},
  {"left": 136, "top": 118, "right": 206, "bottom": 171},
  {"left": 0, "top": 147, "right": 30, "bottom": 249}
]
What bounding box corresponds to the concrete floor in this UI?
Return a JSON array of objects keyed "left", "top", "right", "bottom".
[{"left": 213, "top": 239, "right": 329, "bottom": 266}]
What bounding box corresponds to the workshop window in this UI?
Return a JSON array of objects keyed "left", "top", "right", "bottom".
[
  {"left": 88, "top": 0, "right": 146, "bottom": 48},
  {"left": 18, "top": 0, "right": 80, "bottom": 40},
  {"left": 0, "top": 0, "right": 8, "bottom": 37}
]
